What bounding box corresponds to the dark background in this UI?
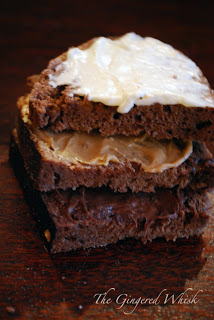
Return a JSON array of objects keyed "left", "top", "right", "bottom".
[{"left": 0, "top": 1, "right": 214, "bottom": 319}]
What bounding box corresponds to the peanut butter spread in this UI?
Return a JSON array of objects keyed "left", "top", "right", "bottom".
[
  {"left": 22, "top": 102, "right": 192, "bottom": 173},
  {"left": 49, "top": 33, "right": 214, "bottom": 113}
]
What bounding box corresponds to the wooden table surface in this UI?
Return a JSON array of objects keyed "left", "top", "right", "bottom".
[{"left": 0, "top": 1, "right": 214, "bottom": 319}]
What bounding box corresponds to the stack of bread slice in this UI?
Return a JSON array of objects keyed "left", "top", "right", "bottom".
[{"left": 10, "top": 33, "right": 214, "bottom": 252}]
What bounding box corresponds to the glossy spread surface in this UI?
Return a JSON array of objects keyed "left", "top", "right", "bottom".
[
  {"left": 56, "top": 188, "right": 180, "bottom": 232},
  {"left": 49, "top": 32, "right": 214, "bottom": 113},
  {"left": 33, "top": 126, "right": 192, "bottom": 174}
]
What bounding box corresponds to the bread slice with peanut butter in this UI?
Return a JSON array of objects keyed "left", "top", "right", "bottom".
[{"left": 16, "top": 96, "right": 214, "bottom": 193}]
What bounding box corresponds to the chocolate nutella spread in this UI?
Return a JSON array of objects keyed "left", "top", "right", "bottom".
[{"left": 55, "top": 187, "right": 179, "bottom": 234}]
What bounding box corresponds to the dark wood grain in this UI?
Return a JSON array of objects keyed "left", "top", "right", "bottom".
[{"left": 0, "top": 1, "right": 214, "bottom": 319}]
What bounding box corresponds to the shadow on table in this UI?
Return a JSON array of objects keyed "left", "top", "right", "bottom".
[{"left": 51, "top": 235, "right": 206, "bottom": 315}]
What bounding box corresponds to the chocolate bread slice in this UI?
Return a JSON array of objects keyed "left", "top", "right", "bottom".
[
  {"left": 15, "top": 98, "right": 214, "bottom": 193},
  {"left": 27, "top": 34, "right": 214, "bottom": 141},
  {"left": 42, "top": 188, "right": 211, "bottom": 253},
  {"left": 10, "top": 130, "right": 211, "bottom": 253}
]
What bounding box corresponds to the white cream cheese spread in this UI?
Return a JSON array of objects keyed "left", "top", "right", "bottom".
[{"left": 49, "top": 32, "right": 214, "bottom": 113}]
